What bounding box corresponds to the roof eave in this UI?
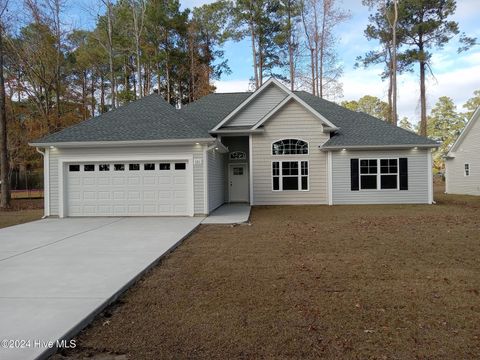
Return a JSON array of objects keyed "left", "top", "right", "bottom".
[
  {"left": 29, "top": 137, "right": 216, "bottom": 148},
  {"left": 319, "top": 143, "right": 440, "bottom": 151}
]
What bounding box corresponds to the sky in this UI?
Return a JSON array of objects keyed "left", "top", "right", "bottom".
[{"left": 65, "top": 0, "right": 480, "bottom": 124}]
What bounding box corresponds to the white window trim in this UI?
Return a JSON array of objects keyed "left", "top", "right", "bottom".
[
  {"left": 464, "top": 163, "right": 470, "bottom": 177},
  {"left": 271, "top": 160, "right": 309, "bottom": 192},
  {"left": 271, "top": 138, "right": 309, "bottom": 156},
  {"left": 359, "top": 158, "right": 400, "bottom": 191}
]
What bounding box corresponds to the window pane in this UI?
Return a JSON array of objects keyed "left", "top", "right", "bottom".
[
  {"left": 175, "top": 163, "right": 186, "bottom": 170},
  {"left": 272, "top": 162, "right": 279, "bottom": 176},
  {"left": 129, "top": 164, "right": 140, "bottom": 171},
  {"left": 233, "top": 167, "right": 243, "bottom": 175},
  {"left": 144, "top": 163, "right": 155, "bottom": 171},
  {"left": 114, "top": 164, "right": 125, "bottom": 171},
  {"left": 99, "top": 164, "right": 110, "bottom": 171},
  {"left": 83, "top": 164, "right": 94, "bottom": 172},
  {"left": 381, "top": 175, "right": 397, "bottom": 189},
  {"left": 301, "top": 176, "right": 308, "bottom": 190},
  {"left": 159, "top": 163, "right": 170, "bottom": 170},
  {"left": 282, "top": 161, "right": 298, "bottom": 176},
  {"left": 69, "top": 165, "right": 80, "bottom": 172},
  {"left": 282, "top": 177, "right": 299, "bottom": 190},
  {"left": 361, "top": 175, "right": 377, "bottom": 189},
  {"left": 301, "top": 161, "right": 308, "bottom": 175},
  {"left": 273, "top": 177, "right": 279, "bottom": 190}
]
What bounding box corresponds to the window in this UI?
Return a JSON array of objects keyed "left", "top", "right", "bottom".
[
  {"left": 229, "top": 151, "right": 246, "bottom": 160},
  {"left": 144, "top": 163, "right": 155, "bottom": 171},
  {"left": 159, "top": 163, "right": 170, "bottom": 170},
  {"left": 359, "top": 158, "right": 398, "bottom": 190},
  {"left": 114, "top": 164, "right": 125, "bottom": 171},
  {"left": 380, "top": 159, "right": 398, "bottom": 189},
  {"left": 233, "top": 167, "right": 244, "bottom": 175},
  {"left": 175, "top": 163, "right": 186, "bottom": 170},
  {"left": 272, "top": 161, "right": 308, "bottom": 191},
  {"left": 84, "top": 164, "right": 95, "bottom": 172},
  {"left": 272, "top": 139, "right": 308, "bottom": 155},
  {"left": 465, "top": 163, "right": 470, "bottom": 176},
  {"left": 69, "top": 165, "right": 80, "bottom": 172},
  {"left": 99, "top": 164, "right": 110, "bottom": 171},
  {"left": 129, "top": 164, "right": 140, "bottom": 171}
]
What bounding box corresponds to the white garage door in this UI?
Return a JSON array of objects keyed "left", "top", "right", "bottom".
[{"left": 66, "top": 161, "right": 191, "bottom": 216}]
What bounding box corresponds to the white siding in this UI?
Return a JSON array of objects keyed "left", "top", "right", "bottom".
[
  {"left": 332, "top": 149, "right": 430, "bottom": 204},
  {"left": 207, "top": 149, "right": 225, "bottom": 212},
  {"left": 445, "top": 115, "right": 480, "bottom": 195},
  {"left": 227, "top": 84, "right": 287, "bottom": 127},
  {"left": 251, "top": 100, "right": 329, "bottom": 205},
  {"left": 48, "top": 144, "right": 205, "bottom": 216}
]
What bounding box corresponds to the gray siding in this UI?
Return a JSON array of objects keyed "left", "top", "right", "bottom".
[
  {"left": 445, "top": 116, "right": 480, "bottom": 195},
  {"left": 332, "top": 149, "right": 430, "bottom": 204},
  {"left": 207, "top": 149, "right": 225, "bottom": 212},
  {"left": 227, "top": 84, "right": 287, "bottom": 127},
  {"left": 48, "top": 145, "right": 205, "bottom": 216},
  {"left": 251, "top": 100, "right": 329, "bottom": 205}
]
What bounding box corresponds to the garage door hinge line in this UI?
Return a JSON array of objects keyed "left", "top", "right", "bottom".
[{"left": 0, "top": 218, "right": 125, "bottom": 263}]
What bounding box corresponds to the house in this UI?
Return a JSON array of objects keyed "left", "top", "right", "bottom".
[
  {"left": 30, "top": 78, "right": 439, "bottom": 218},
  {"left": 445, "top": 107, "right": 480, "bottom": 196}
]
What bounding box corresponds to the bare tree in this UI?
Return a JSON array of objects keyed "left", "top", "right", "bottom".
[
  {"left": 0, "top": 0, "right": 10, "bottom": 209},
  {"left": 130, "top": 0, "right": 146, "bottom": 98},
  {"left": 101, "top": 0, "right": 116, "bottom": 109}
]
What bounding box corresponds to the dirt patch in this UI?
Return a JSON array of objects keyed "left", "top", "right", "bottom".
[{"left": 53, "top": 191, "right": 480, "bottom": 360}]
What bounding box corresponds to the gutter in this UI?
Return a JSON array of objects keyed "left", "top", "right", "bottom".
[
  {"left": 319, "top": 143, "right": 440, "bottom": 151},
  {"left": 29, "top": 137, "right": 216, "bottom": 148}
]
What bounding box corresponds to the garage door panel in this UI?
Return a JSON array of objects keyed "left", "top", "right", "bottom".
[{"left": 66, "top": 160, "right": 191, "bottom": 216}]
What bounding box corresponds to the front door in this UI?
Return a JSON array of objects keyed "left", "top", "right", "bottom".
[{"left": 229, "top": 163, "right": 249, "bottom": 202}]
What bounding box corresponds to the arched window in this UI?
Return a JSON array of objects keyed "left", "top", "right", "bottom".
[{"left": 272, "top": 139, "right": 308, "bottom": 155}]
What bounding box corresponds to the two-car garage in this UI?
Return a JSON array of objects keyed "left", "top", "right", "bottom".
[{"left": 64, "top": 159, "right": 192, "bottom": 217}]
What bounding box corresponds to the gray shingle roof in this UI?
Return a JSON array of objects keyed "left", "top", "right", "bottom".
[
  {"left": 180, "top": 92, "right": 251, "bottom": 133},
  {"left": 295, "top": 91, "right": 438, "bottom": 147},
  {"left": 32, "top": 87, "right": 437, "bottom": 148},
  {"left": 32, "top": 94, "right": 211, "bottom": 144}
]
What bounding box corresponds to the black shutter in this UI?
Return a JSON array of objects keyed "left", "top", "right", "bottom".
[
  {"left": 351, "top": 158, "right": 359, "bottom": 191},
  {"left": 399, "top": 158, "right": 408, "bottom": 190}
]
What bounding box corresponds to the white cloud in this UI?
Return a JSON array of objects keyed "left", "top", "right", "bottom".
[{"left": 214, "top": 79, "right": 251, "bottom": 93}]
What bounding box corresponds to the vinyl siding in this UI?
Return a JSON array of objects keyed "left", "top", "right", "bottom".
[
  {"left": 207, "top": 149, "right": 225, "bottom": 212},
  {"left": 445, "top": 116, "right": 480, "bottom": 195},
  {"left": 47, "top": 145, "right": 205, "bottom": 216},
  {"left": 251, "top": 100, "right": 329, "bottom": 205},
  {"left": 227, "top": 84, "right": 287, "bottom": 127},
  {"left": 332, "top": 148, "right": 430, "bottom": 204}
]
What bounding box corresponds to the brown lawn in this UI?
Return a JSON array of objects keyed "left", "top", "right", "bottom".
[
  {"left": 54, "top": 184, "right": 480, "bottom": 360},
  {"left": 0, "top": 198, "right": 43, "bottom": 229}
]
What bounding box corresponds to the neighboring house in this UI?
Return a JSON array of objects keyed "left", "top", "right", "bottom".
[
  {"left": 445, "top": 107, "right": 480, "bottom": 196},
  {"left": 30, "top": 78, "right": 439, "bottom": 218}
]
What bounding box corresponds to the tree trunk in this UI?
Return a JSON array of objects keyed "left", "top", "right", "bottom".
[
  {"left": 82, "top": 70, "right": 87, "bottom": 120},
  {"left": 91, "top": 73, "right": 96, "bottom": 116},
  {"left": 100, "top": 74, "right": 105, "bottom": 113},
  {"left": 310, "top": 48, "right": 315, "bottom": 96},
  {"left": 106, "top": 0, "right": 116, "bottom": 109},
  {"left": 54, "top": 0, "right": 62, "bottom": 130},
  {"left": 250, "top": 20, "right": 259, "bottom": 89},
  {"left": 287, "top": 1, "right": 294, "bottom": 91},
  {"left": 419, "top": 59, "right": 427, "bottom": 136},
  {"left": 0, "top": 24, "right": 10, "bottom": 209},
  {"left": 391, "top": 0, "right": 398, "bottom": 125}
]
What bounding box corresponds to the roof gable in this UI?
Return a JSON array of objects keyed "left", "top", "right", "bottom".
[
  {"left": 211, "top": 78, "right": 289, "bottom": 131},
  {"left": 447, "top": 107, "right": 480, "bottom": 155}
]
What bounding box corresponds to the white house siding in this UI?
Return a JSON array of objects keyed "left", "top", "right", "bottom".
[
  {"left": 48, "top": 144, "right": 205, "bottom": 216},
  {"left": 445, "top": 116, "right": 480, "bottom": 195},
  {"left": 227, "top": 84, "right": 287, "bottom": 127},
  {"left": 332, "top": 148, "right": 430, "bottom": 204},
  {"left": 251, "top": 100, "right": 329, "bottom": 205},
  {"left": 207, "top": 148, "right": 225, "bottom": 212}
]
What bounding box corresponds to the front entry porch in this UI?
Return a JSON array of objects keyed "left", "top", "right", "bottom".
[{"left": 221, "top": 136, "right": 250, "bottom": 204}]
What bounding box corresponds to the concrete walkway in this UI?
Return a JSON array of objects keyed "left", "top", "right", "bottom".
[
  {"left": 202, "top": 203, "right": 251, "bottom": 224},
  {"left": 0, "top": 217, "right": 203, "bottom": 360}
]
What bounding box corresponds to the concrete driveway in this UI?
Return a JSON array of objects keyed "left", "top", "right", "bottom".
[{"left": 0, "top": 217, "right": 203, "bottom": 360}]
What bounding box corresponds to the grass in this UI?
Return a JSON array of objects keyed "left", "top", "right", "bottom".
[
  {"left": 0, "top": 199, "right": 44, "bottom": 229},
  {"left": 55, "top": 185, "right": 480, "bottom": 360}
]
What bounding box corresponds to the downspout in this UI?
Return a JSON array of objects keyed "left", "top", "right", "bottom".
[{"left": 36, "top": 147, "right": 50, "bottom": 218}]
